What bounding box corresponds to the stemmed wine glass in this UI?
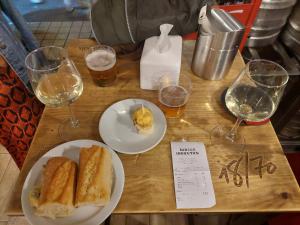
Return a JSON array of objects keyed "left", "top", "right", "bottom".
[
  {"left": 211, "top": 59, "right": 289, "bottom": 145},
  {"left": 25, "top": 46, "right": 83, "bottom": 140}
]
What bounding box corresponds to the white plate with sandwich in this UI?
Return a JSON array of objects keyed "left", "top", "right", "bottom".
[
  {"left": 99, "top": 99, "right": 167, "bottom": 154},
  {"left": 21, "top": 139, "right": 125, "bottom": 225}
]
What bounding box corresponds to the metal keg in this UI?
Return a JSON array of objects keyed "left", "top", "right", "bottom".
[
  {"left": 256, "top": 0, "right": 295, "bottom": 19},
  {"left": 254, "top": 0, "right": 296, "bottom": 28},
  {"left": 281, "top": 0, "right": 300, "bottom": 55},
  {"left": 287, "top": 24, "right": 300, "bottom": 41},
  {"left": 247, "top": 32, "right": 280, "bottom": 47},
  {"left": 281, "top": 29, "right": 300, "bottom": 53},
  {"left": 250, "top": 24, "right": 284, "bottom": 37},
  {"left": 247, "top": 0, "right": 297, "bottom": 47},
  {"left": 288, "top": 1, "right": 300, "bottom": 35},
  {"left": 289, "top": 6, "right": 300, "bottom": 33},
  {"left": 254, "top": 17, "right": 287, "bottom": 29}
]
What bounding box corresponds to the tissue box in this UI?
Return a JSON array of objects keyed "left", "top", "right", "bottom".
[{"left": 140, "top": 35, "right": 182, "bottom": 90}]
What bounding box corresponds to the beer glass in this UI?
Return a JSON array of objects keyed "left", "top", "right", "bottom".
[
  {"left": 158, "top": 73, "right": 192, "bottom": 118},
  {"left": 85, "top": 45, "right": 117, "bottom": 86}
]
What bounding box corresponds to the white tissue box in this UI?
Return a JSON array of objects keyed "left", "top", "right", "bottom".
[{"left": 140, "top": 35, "right": 182, "bottom": 90}]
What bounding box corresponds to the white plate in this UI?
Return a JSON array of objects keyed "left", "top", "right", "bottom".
[
  {"left": 21, "top": 140, "right": 125, "bottom": 225},
  {"left": 99, "top": 99, "right": 167, "bottom": 154}
]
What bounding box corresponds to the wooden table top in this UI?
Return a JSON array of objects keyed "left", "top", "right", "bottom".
[{"left": 6, "top": 39, "right": 300, "bottom": 215}]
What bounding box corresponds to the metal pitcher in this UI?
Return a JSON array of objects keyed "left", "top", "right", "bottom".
[{"left": 191, "top": 7, "right": 245, "bottom": 80}]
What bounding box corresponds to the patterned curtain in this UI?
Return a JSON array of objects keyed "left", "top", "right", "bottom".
[{"left": 0, "top": 58, "right": 44, "bottom": 168}]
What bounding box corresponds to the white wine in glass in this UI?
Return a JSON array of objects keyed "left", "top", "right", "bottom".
[
  {"left": 225, "top": 85, "right": 275, "bottom": 122},
  {"left": 25, "top": 46, "right": 83, "bottom": 140},
  {"left": 34, "top": 65, "right": 83, "bottom": 107},
  {"left": 211, "top": 59, "right": 289, "bottom": 146}
]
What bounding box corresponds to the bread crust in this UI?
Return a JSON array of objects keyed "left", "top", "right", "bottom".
[
  {"left": 75, "top": 145, "right": 112, "bottom": 207},
  {"left": 35, "top": 157, "right": 77, "bottom": 218}
]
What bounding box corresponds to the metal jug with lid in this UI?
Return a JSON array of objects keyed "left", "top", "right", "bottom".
[{"left": 191, "top": 6, "right": 245, "bottom": 80}]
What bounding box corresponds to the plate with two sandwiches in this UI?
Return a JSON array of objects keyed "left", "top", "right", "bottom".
[{"left": 21, "top": 139, "right": 125, "bottom": 225}]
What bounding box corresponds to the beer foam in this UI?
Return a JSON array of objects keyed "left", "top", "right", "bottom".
[{"left": 85, "top": 49, "right": 116, "bottom": 71}]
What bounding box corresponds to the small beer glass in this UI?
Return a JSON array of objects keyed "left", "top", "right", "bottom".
[
  {"left": 85, "top": 45, "right": 117, "bottom": 86},
  {"left": 158, "top": 73, "right": 192, "bottom": 118}
]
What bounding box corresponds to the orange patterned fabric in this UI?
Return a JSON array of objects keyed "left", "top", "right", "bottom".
[{"left": 0, "top": 60, "right": 44, "bottom": 168}]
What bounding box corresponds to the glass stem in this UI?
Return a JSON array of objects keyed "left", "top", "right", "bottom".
[
  {"left": 68, "top": 104, "right": 79, "bottom": 128},
  {"left": 225, "top": 117, "right": 243, "bottom": 142}
]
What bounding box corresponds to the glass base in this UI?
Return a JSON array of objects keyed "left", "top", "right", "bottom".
[
  {"left": 58, "top": 119, "right": 82, "bottom": 141},
  {"left": 210, "top": 125, "right": 245, "bottom": 147}
]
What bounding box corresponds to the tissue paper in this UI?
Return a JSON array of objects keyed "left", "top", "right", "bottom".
[{"left": 156, "top": 24, "right": 173, "bottom": 53}]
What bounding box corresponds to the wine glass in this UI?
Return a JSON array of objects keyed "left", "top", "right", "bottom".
[
  {"left": 211, "top": 59, "right": 289, "bottom": 145},
  {"left": 25, "top": 46, "right": 83, "bottom": 140}
]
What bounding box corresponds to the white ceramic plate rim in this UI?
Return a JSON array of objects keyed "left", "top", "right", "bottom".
[
  {"left": 99, "top": 98, "right": 167, "bottom": 154},
  {"left": 21, "top": 140, "right": 125, "bottom": 225}
]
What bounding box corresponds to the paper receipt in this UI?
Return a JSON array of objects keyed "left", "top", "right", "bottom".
[{"left": 171, "top": 142, "right": 216, "bottom": 209}]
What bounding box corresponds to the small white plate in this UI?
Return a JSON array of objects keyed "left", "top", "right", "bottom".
[
  {"left": 21, "top": 140, "right": 125, "bottom": 225},
  {"left": 99, "top": 99, "right": 167, "bottom": 154}
]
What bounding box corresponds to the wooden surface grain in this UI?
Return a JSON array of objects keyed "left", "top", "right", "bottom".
[{"left": 6, "top": 39, "right": 300, "bottom": 215}]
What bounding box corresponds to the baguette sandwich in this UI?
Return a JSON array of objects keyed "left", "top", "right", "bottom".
[
  {"left": 29, "top": 157, "right": 77, "bottom": 219},
  {"left": 75, "top": 145, "right": 113, "bottom": 207}
]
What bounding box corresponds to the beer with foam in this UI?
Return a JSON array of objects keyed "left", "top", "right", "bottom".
[{"left": 85, "top": 46, "right": 117, "bottom": 86}]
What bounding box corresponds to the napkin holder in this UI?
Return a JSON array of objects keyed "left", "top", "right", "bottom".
[{"left": 140, "top": 24, "right": 182, "bottom": 90}]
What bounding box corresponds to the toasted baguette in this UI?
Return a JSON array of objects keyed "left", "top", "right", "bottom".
[
  {"left": 34, "top": 157, "right": 77, "bottom": 219},
  {"left": 75, "top": 145, "right": 113, "bottom": 207}
]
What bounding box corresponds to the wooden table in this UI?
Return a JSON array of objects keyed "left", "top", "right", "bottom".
[{"left": 6, "top": 39, "right": 300, "bottom": 215}]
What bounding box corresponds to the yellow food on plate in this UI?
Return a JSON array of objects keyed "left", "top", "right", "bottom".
[
  {"left": 132, "top": 105, "right": 153, "bottom": 134},
  {"left": 29, "top": 157, "right": 77, "bottom": 219},
  {"left": 75, "top": 145, "right": 113, "bottom": 207}
]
